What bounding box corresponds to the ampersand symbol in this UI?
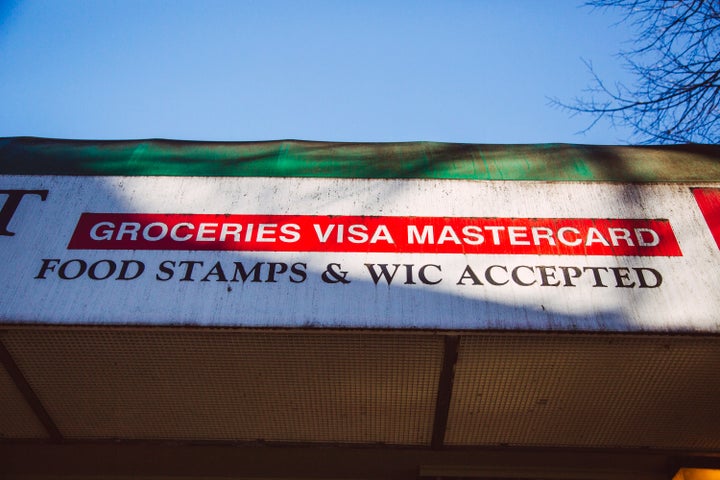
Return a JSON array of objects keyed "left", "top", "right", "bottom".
[{"left": 321, "top": 263, "right": 350, "bottom": 284}]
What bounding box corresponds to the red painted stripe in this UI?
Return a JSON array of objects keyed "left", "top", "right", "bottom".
[{"left": 693, "top": 188, "right": 720, "bottom": 250}]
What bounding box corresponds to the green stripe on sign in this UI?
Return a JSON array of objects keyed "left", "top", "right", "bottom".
[{"left": 1, "top": 137, "right": 720, "bottom": 182}]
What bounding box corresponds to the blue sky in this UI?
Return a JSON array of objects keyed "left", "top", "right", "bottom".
[{"left": 0, "top": 0, "right": 637, "bottom": 144}]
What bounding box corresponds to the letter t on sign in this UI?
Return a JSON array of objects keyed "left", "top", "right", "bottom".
[{"left": 0, "top": 190, "right": 48, "bottom": 236}]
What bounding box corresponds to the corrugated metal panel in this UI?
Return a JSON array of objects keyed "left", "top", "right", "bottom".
[
  {"left": 1, "top": 328, "right": 443, "bottom": 444},
  {"left": 2, "top": 327, "right": 720, "bottom": 452},
  {"left": 446, "top": 334, "right": 720, "bottom": 450},
  {"left": 0, "top": 358, "right": 49, "bottom": 439}
]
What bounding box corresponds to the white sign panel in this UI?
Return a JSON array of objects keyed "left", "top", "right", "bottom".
[{"left": 2, "top": 175, "right": 720, "bottom": 331}]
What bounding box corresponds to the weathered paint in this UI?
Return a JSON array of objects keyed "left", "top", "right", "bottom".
[
  {"left": 2, "top": 137, "right": 720, "bottom": 181},
  {"left": 2, "top": 174, "right": 720, "bottom": 332}
]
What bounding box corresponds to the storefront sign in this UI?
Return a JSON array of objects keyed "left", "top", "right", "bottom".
[{"left": 2, "top": 176, "right": 719, "bottom": 331}]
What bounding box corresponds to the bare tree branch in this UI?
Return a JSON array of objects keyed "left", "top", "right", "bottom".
[{"left": 553, "top": 0, "right": 720, "bottom": 144}]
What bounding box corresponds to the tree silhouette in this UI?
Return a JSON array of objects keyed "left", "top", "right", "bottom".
[{"left": 561, "top": 0, "right": 720, "bottom": 144}]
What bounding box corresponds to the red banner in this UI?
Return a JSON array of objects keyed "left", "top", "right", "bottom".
[{"left": 68, "top": 213, "right": 681, "bottom": 256}]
